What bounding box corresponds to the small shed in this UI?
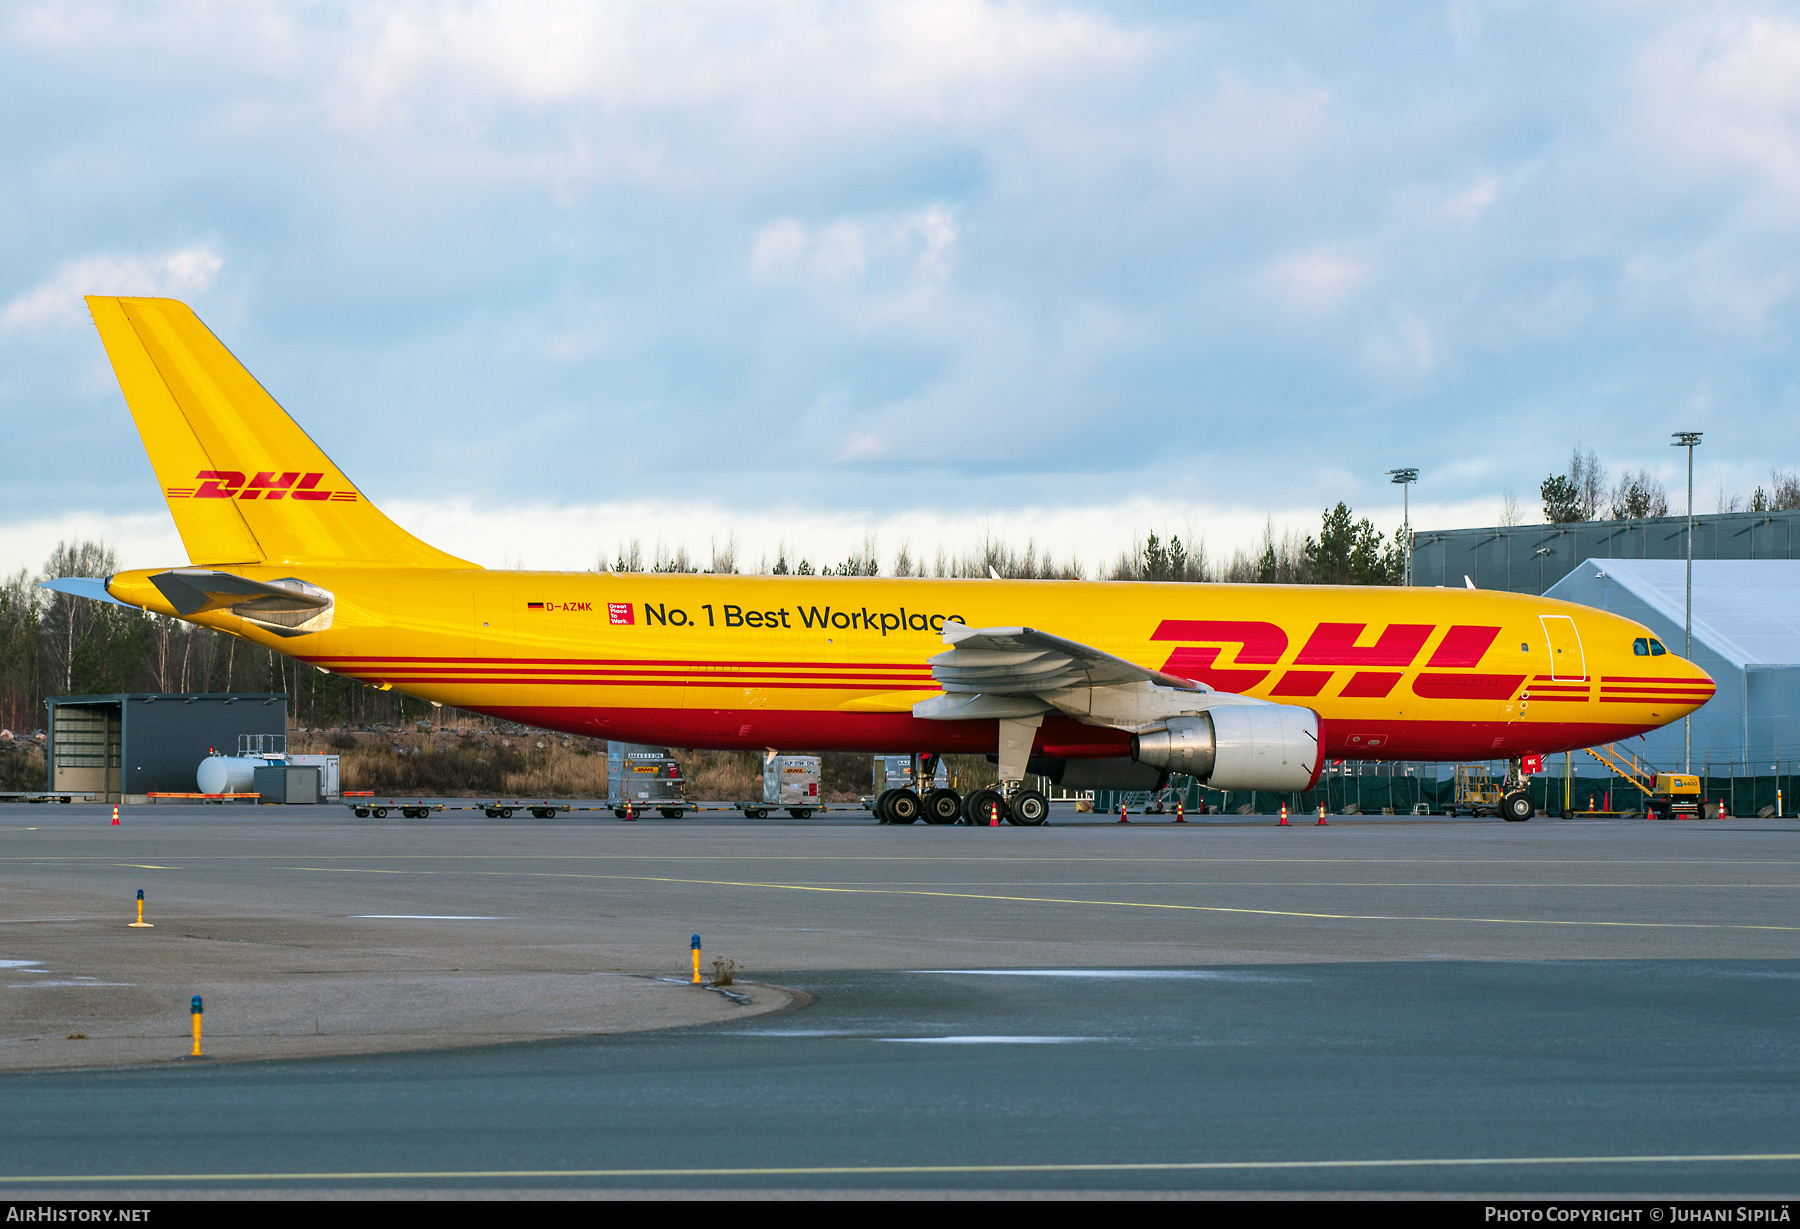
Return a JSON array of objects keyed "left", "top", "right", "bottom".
[{"left": 45, "top": 693, "right": 289, "bottom": 802}]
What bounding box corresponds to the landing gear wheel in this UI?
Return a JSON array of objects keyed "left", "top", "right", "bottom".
[
  {"left": 923, "top": 788, "right": 962, "bottom": 825},
  {"left": 963, "top": 788, "right": 1007, "bottom": 826},
  {"left": 873, "top": 788, "right": 897, "bottom": 823},
  {"left": 1009, "top": 788, "right": 1049, "bottom": 826},
  {"left": 1502, "top": 791, "right": 1534, "bottom": 822},
  {"left": 886, "top": 789, "right": 922, "bottom": 824}
]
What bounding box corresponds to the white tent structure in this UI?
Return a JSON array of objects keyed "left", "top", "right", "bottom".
[{"left": 1543, "top": 559, "right": 1800, "bottom": 776}]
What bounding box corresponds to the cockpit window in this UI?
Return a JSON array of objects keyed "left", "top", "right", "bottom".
[
  {"left": 1649, "top": 638, "right": 1667, "bottom": 656},
  {"left": 1633, "top": 638, "right": 1649, "bottom": 656}
]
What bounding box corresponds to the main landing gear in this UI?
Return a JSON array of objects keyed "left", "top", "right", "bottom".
[
  {"left": 874, "top": 733, "right": 1053, "bottom": 827},
  {"left": 1501, "top": 757, "right": 1535, "bottom": 822}
]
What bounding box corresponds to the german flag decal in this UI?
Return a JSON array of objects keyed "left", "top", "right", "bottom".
[{"left": 527, "top": 602, "right": 545, "bottom": 610}]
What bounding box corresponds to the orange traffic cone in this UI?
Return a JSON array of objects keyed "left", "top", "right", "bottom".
[
  {"left": 1174, "top": 800, "right": 1185, "bottom": 824},
  {"left": 1316, "top": 804, "right": 1328, "bottom": 826},
  {"left": 1278, "top": 804, "right": 1288, "bottom": 825},
  {"left": 111, "top": 805, "right": 119, "bottom": 826},
  {"left": 989, "top": 801, "right": 1000, "bottom": 827},
  {"left": 624, "top": 800, "right": 635, "bottom": 822}
]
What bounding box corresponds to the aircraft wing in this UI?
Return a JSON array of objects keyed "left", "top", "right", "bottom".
[
  {"left": 926, "top": 622, "right": 1202, "bottom": 694},
  {"left": 911, "top": 622, "right": 1280, "bottom": 727}
]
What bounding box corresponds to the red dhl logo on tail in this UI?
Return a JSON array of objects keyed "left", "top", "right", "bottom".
[{"left": 163, "top": 471, "right": 358, "bottom": 503}]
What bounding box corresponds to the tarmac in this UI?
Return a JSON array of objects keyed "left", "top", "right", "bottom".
[{"left": 3, "top": 802, "right": 1799, "bottom": 1195}]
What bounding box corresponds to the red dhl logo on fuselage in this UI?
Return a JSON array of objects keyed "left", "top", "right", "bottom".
[
  {"left": 163, "top": 470, "right": 358, "bottom": 502},
  {"left": 1153, "top": 619, "right": 1713, "bottom": 703}
]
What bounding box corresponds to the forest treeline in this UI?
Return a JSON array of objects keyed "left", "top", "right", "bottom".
[
  {"left": 2, "top": 505, "right": 1404, "bottom": 731},
  {"left": 612, "top": 500, "right": 1408, "bottom": 588},
  {"left": 1533, "top": 450, "right": 1800, "bottom": 525}
]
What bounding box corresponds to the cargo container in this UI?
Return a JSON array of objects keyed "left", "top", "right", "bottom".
[
  {"left": 607, "top": 742, "right": 686, "bottom": 818},
  {"left": 741, "top": 755, "right": 821, "bottom": 818}
]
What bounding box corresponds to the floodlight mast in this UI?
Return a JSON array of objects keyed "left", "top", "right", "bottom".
[
  {"left": 1387, "top": 468, "right": 1419, "bottom": 587},
  {"left": 1671, "top": 431, "right": 1702, "bottom": 772}
]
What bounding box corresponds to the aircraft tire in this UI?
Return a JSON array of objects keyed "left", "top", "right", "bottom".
[
  {"left": 873, "top": 789, "right": 897, "bottom": 823},
  {"left": 963, "top": 788, "right": 1007, "bottom": 826},
  {"left": 923, "top": 788, "right": 961, "bottom": 824},
  {"left": 1501, "top": 791, "right": 1534, "bottom": 822},
  {"left": 887, "top": 789, "right": 922, "bottom": 824},
  {"left": 1009, "top": 788, "right": 1050, "bottom": 826}
]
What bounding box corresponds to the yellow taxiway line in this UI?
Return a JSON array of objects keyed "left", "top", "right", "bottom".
[{"left": 5, "top": 1151, "right": 1800, "bottom": 1184}]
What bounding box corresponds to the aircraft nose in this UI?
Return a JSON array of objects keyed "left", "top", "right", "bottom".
[{"left": 1672, "top": 658, "right": 1715, "bottom": 709}]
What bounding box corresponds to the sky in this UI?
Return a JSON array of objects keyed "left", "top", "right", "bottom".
[{"left": 2, "top": 0, "right": 1798, "bottom": 578}]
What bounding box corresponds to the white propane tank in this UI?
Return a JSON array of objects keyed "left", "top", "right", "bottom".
[{"left": 197, "top": 756, "right": 265, "bottom": 796}]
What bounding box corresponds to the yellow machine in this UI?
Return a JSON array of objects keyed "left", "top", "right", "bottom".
[
  {"left": 1583, "top": 745, "right": 1703, "bottom": 819},
  {"left": 47, "top": 297, "right": 1718, "bottom": 824},
  {"left": 1450, "top": 766, "right": 1505, "bottom": 818},
  {"left": 1651, "top": 773, "right": 1703, "bottom": 820}
]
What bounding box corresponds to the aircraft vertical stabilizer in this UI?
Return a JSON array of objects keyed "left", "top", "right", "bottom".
[{"left": 86, "top": 296, "right": 473, "bottom": 569}]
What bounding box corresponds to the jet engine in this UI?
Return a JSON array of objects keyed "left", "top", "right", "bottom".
[{"left": 1130, "top": 704, "right": 1320, "bottom": 791}]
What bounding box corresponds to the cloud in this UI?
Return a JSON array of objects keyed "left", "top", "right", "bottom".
[
  {"left": 1440, "top": 176, "right": 1499, "bottom": 224},
  {"left": 751, "top": 207, "right": 957, "bottom": 286},
  {"left": 1263, "top": 250, "right": 1370, "bottom": 315},
  {"left": 1, "top": 246, "right": 223, "bottom": 331}
]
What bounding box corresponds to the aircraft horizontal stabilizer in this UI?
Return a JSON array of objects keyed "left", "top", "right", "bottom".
[
  {"left": 149, "top": 568, "right": 334, "bottom": 637},
  {"left": 38, "top": 577, "right": 136, "bottom": 609}
]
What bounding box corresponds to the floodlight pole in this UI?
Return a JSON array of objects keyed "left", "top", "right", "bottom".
[
  {"left": 1387, "top": 468, "right": 1419, "bottom": 587},
  {"left": 1672, "top": 431, "right": 1702, "bottom": 772}
]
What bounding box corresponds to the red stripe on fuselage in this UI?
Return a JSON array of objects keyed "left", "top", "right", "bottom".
[{"left": 434, "top": 701, "right": 1669, "bottom": 763}]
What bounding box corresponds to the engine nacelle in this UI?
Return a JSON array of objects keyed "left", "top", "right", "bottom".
[{"left": 1131, "top": 705, "right": 1320, "bottom": 791}]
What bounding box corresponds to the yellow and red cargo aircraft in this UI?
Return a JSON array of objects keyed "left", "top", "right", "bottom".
[{"left": 49, "top": 296, "right": 1714, "bottom": 822}]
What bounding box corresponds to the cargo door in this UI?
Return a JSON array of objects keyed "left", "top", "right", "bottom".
[{"left": 1540, "top": 616, "right": 1586, "bottom": 681}]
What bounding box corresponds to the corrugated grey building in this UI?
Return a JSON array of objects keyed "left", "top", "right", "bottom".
[
  {"left": 1411, "top": 508, "right": 1800, "bottom": 596},
  {"left": 1542, "top": 560, "right": 1800, "bottom": 775},
  {"left": 46, "top": 693, "right": 288, "bottom": 802}
]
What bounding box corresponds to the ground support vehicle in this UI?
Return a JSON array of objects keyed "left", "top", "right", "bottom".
[
  {"left": 607, "top": 742, "right": 687, "bottom": 818},
  {"left": 345, "top": 798, "right": 569, "bottom": 819},
  {"left": 1449, "top": 766, "right": 1507, "bottom": 818},
  {"left": 346, "top": 799, "right": 445, "bottom": 819},
  {"left": 741, "top": 754, "right": 821, "bottom": 818},
  {"left": 0, "top": 792, "right": 96, "bottom": 804},
  {"left": 1583, "top": 744, "right": 1701, "bottom": 820}
]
